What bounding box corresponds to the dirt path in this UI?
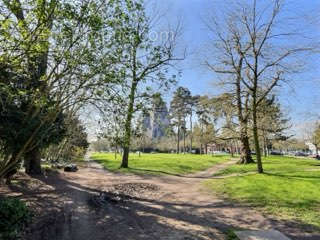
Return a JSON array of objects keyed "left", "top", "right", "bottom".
[{"left": 1, "top": 160, "right": 319, "bottom": 240}]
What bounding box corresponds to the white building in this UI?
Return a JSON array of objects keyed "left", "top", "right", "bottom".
[{"left": 306, "top": 142, "right": 318, "bottom": 155}]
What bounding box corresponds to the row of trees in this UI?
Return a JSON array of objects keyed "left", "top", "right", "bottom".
[
  {"left": 96, "top": 84, "right": 289, "bottom": 163},
  {"left": 98, "top": 0, "right": 315, "bottom": 173},
  {"left": 0, "top": 0, "right": 103, "bottom": 179},
  {"left": 0, "top": 0, "right": 183, "bottom": 182},
  {"left": 168, "top": 87, "right": 289, "bottom": 154},
  {"left": 202, "top": 0, "right": 313, "bottom": 173},
  {"left": 1, "top": 0, "right": 317, "bottom": 179}
]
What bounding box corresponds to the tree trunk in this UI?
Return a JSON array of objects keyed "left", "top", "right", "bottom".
[
  {"left": 238, "top": 123, "right": 254, "bottom": 164},
  {"left": 230, "top": 141, "right": 234, "bottom": 157},
  {"left": 190, "top": 113, "right": 193, "bottom": 153},
  {"left": 122, "top": 147, "right": 129, "bottom": 168},
  {"left": 121, "top": 80, "right": 137, "bottom": 168},
  {"left": 177, "top": 126, "right": 180, "bottom": 154},
  {"left": 183, "top": 128, "right": 186, "bottom": 154},
  {"left": 262, "top": 131, "right": 268, "bottom": 157},
  {"left": 25, "top": 147, "right": 42, "bottom": 175},
  {"left": 200, "top": 122, "right": 204, "bottom": 155},
  {"left": 253, "top": 103, "right": 263, "bottom": 173},
  {"left": 1, "top": 154, "right": 18, "bottom": 184}
]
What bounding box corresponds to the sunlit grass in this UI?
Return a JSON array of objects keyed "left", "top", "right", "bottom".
[
  {"left": 206, "top": 156, "right": 320, "bottom": 227},
  {"left": 90, "top": 152, "right": 229, "bottom": 175}
]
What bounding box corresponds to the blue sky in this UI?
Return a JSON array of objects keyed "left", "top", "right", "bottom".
[{"left": 155, "top": 0, "right": 320, "bottom": 135}]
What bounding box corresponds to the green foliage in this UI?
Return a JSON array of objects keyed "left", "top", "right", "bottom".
[
  {"left": 226, "top": 229, "right": 240, "bottom": 240},
  {"left": 0, "top": 92, "right": 67, "bottom": 155},
  {"left": 193, "top": 123, "right": 217, "bottom": 148},
  {"left": 170, "top": 87, "right": 192, "bottom": 126},
  {"left": 311, "top": 123, "right": 320, "bottom": 152},
  {"left": 0, "top": 198, "right": 32, "bottom": 240},
  {"left": 91, "top": 153, "right": 229, "bottom": 175},
  {"left": 97, "top": 0, "right": 182, "bottom": 167},
  {"left": 43, "top": 115, "right": 89, "bottom": 163},
  {"left": 0, "top": 0, "right": 113, "bottom": 176},
  {"left": 206, "top": 156, "right": 320, "bottom": 227}
]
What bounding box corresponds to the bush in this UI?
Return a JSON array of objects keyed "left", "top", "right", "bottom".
[{"left": 0, "top": 198, "right": 32, "bottom": 240}]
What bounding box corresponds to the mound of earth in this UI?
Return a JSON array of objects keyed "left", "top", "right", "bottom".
[{"left": 90, "top": 183, "right": 160, "bottom": 207}]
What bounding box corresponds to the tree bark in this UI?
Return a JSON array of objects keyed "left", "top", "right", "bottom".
[
  {"left": 122, "top": 147, "right": 129, "bottom": 168},
  {"left": 253, "top": 102, "right": 263, "bottom": 173},
  {"left": 200, "top": 122, "right": 204, "bottom": 155},
  {"left": 25, "top": 147, "right": 42, "bottom": 175},
  {"left": 238, "top": 123, "right": 254, "bottom": 164},
  {"left": 230, "top": 141, "right": 234, "bottom": 157},
  {"left": 177, "top": 126, "right": 180, "bottom": 154},
  {"left": 1, "top": 154, "right": 18, "bottom": 184},
  {"left": 231, "top": 48, "right": 254, "bottom": 164},
  {"left": 183, "top": 128, "right": 186, "bottom": 154},
  {"left": 121, "top": 80, "right": 137, "bottom": 168},
  {"left": 190, "top": 113, "right": 193, "bottom": 153},
  {"left": 263, "top": 135, "right": 268, "bottom": 157}
]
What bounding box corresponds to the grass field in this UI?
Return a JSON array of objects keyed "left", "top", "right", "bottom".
[
  {"left": 91, "top": 153, "right": 229, "bottom": 175},
  {"left": 205, "top": 156, "right": 320, "bottom": 227}
]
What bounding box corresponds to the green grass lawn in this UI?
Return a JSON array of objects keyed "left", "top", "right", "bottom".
[
  {"left": 91, "top": 152, "right": 229, "bottom": 175},
  {"left": 206, "top": 156, "right": 320, "bottom": 228}
]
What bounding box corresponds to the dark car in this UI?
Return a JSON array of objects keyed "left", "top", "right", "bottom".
[
  {"left": 270, "top": 151, "right": 283, "bottom": 155},
  {"left": 295, "top": 152, "right": 308, "bottom": 157}
]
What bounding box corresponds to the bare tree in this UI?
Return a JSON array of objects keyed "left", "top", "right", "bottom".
[
  {"left": 236, "top": 0, "right": 313, "bottom": 173},
  {"left": 204, "top": 6, "right": 253, "bottom": 163},
  {"left": 204, "top": 0, "right": 313, "bottom": 172}
]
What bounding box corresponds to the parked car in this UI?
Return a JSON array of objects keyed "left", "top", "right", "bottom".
[
  {"left": 270, "top": 151, "right": 283, "bottom": 156},
  {"left": 295, "top": 152, "right": 308, "bottom": 157}
]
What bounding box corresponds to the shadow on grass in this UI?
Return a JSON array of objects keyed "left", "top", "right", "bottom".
[{"left": 92, "top": 159, "right": 224, "bottom": 179}]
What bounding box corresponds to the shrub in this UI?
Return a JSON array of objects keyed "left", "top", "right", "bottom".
[{"left": 0, "top": 198, "right": 32, "bottom": 240}]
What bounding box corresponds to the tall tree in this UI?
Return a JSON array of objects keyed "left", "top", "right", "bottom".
[
  {"left": 195, "top": 96, "right": 216, "bottom": 154},
  {"left": 234, "top": 0, "right": 312, "bottom": 173},
  {"left": 193, "top": 123, "right": 217, "bottom": 154},
  {"left": 107, "top": 0, "right": 183, "bottom": 168},
  {"left": 256, "top": 97, "right": 290, "bottom": 157},
  {"left": 204, "top": 8, "right": 253, "bottom": 164},
  {"left": 170, "top": 87, "right": 192, "bottom": 153},
  {"left": 312, "top": 125, "right": 320, "bottom": 156},
  {"left": 0, "top": 0, "right": 117, "bottom": 179},
  {"left": 188, "top": 95, "right": 199, "bottom": 153},
  {"left": 204, "top": 0, "right": 313, "bottom": 172},
  {"left": 213, "top": 93, "right": 241, "bottom": 156}
]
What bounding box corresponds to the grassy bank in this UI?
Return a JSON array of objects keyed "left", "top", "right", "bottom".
[
  {"left": 206, "top": 156, "right": 320, "bottom": 227},
  {"left": 91, "top": 153, "right": 229, "bottom": 175}
]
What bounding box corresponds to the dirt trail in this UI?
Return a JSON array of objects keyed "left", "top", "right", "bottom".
[{"left": 1, "top": 159, "right": 319, "bottom": 240}]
